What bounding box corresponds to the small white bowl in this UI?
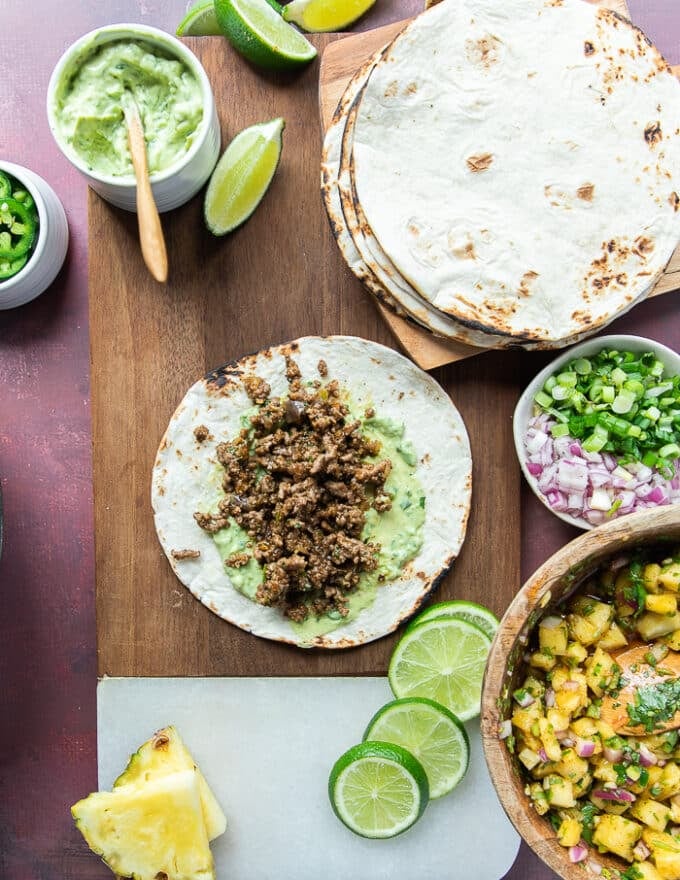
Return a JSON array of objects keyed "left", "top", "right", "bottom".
[
  {"left": 514, "top": 335, "right": 680, "bottom": 530},
  {"left": 46, "top": 24, "right": 220, "bottom": 213},
  {"left": 0, "top": 161, "right": 69, "bottom": 310}
]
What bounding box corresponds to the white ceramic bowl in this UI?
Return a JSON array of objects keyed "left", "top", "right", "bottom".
[
  {"left": 0, "top": 161, "right": 69, "bottom": 310},
  {"left": 514, "top": 335, "right": 680, "bottom": 530},
  {"left": 46, "top": 24, "right": 220, "bottom": 213}
]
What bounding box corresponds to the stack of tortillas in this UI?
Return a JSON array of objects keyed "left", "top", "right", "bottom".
[{"left": 321, "top": 0, "right": 680, "bottom": 350}]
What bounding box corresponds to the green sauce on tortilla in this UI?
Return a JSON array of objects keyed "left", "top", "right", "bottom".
[{"left": 211, "top": 414, "right": 425, "bottom": 640}]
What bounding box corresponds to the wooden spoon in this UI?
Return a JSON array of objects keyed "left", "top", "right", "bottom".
[
  {"left": 600, "top": 644, "right": 680, "bottom": 735},
  {"left": 122, "top": 94, "right": 168, "bottom": 283}
]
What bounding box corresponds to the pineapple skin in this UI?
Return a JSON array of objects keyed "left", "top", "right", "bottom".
[
  {"left": 114, "top": 726, "right": 226, "bottom": 841},
  {"left": 72, "top": 769, "right": 215, "bottom": 880}
]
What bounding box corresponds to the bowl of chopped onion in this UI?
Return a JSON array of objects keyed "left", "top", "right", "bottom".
[
  {"left": 514, "top": 336, "right": 680, "bottom": 530},
  {"left": 482, "top": 503, "right": 680, "bottom": 880}
]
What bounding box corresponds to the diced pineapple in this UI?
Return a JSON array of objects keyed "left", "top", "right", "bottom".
[
  {"left": 529, "top": 650, "right": 556, "bottom": 671},
  {"left": 637, "top": 612, "right": 680, "bottom": 641},
  {"left": 592, "top": 813, "right": 643, "bottom": 861},
  {"left": 72, "top": 770, "right": 215, "bottom": 880},
  {"left": 551, "top": 666, "right": 572, "bottom": 691},
  {"left": 596, "top": 719, "right": 618, "bottom": 742},
  {"left": 538, "top": 717, "right": 563, "bottom": 762},
  {"left": 568, "top": 597, "right": 614, "bottom": 645},
  {"left": 645, "top": 564, "right": 663, "bottom": 594},
  {"left": 656, "top": 763, "right": 680, "bottom": 800},
  {"left": 571, "top": 717, "right": 599, "bottom": 739},
  {"left": 512, "top": 701, "right": 543, "bottom": 734},
  {"left": 539, "top": 616, "right": 569, "bottom": 656},
  {"left": 645, "top": 593, "right": 679, "bottom": 616},
  {"left": 590, "top": 793, "right": 631, "bottom": 815},
  {"left": 585, "top": 647, "right": 618, "bottom": 697},
  {"left": 633, "top": 861, "right": 665, "bottom": 880},
  {"left": 670, "top": 794, "right": 680, "bottom": 823},
  {"left": 543, "top": 774, "right": 576, "bottom": 808},
  {"left": 566, "top": 641, "right": 588, "bottom": 665},
  {"left": 518, "top": 748, "right": 542, "bottom": 771},
  {"left": 547, "top": 708, "right": 570, "bottom": 734},
  {"left": 663, "top": 629, "right": 680, "bottom": 651},
  {"left": 643, "top": 829, "right": 680, "bottom": 880},
  {"left": 597, "top": 621, "right": 629, "bottom": 652},
  {"left": 529, "top": 782, "right": 550, "bottom": 815},
  {"left": 554, "top": 749, "right": 589, "bottom": 786},
  {"left": 629, "top": 798, "right": 672, "bottom": 831},
  {"left": 659, "top": 563, "right": 680, "bottom": 593},
  {"left": 524, "top": 676, "right": 546, "bottom": 699},
  {"left": 114, "top": 726, "right": 227, "bottom": 841},
  {"left": 557, "top": 816, "right": 582, "bottom": 847},
  {"left": 592, "top": 758, "right": 619, "bottom": 785}
]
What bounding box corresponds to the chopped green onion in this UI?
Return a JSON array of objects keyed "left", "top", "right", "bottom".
[
  {"left": 550, "top": 423, "right": 571, "bottom": 438},
  {"left": 573, "top": 358, "right": 592, "bottom": 375}
]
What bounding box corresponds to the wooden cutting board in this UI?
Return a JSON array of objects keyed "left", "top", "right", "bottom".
[
  {"left": 90, "top": 34, "right": 522, "bottom": 678},
  {"left": 318, "top": 0, "right": 680, "bottom": 369}
]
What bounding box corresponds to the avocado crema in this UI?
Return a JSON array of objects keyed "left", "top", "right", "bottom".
[
  {"left": 54, "top": 39, "right": 203, "bottom": 177},
  {"left": 195, "top": 360, "right": 425, "bottom": 640}
]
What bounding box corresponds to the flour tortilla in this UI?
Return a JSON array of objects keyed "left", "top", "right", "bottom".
[
  {"left": 351, "top": 0, "right": 680, "bottom": 343},
  {"left": 152, "top": 337, "right": 472, "bottom": 649}
]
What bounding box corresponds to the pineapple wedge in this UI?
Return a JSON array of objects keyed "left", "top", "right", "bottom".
[
  {"left": 72, "top": 769, "right": 214, "bottom": 880},
  {"left": 114, "top": 727, "right": 226, "bottom": 841}
]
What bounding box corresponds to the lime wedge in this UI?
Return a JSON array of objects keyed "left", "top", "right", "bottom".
[
  {"left": 388, "top": 617, "right": 492, "bottom": 722},
  {"left": 363, "top": 698, "right": 469, "bottom": 799},
  {"left": 283, "top": 0, "right": 376, "bottom": 32},
  {"left": 407, "top": 600, "right": 500, "bottom": 640},
  {"left": 328, "top": 741, "right": 429, "bottom": 838},
  {"left": 204, "top": 117, "right": 284, "bottom": 235},
  {"left": 215, "top": 0, "right": 317, "bottom": 70},
  {"left": 176, "top": 0, "right": 222, "bottom": 35}
]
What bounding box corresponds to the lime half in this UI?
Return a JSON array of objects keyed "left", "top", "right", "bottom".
[
  {"left": 215, "top": 0, "right": 317, "bottom": 70},
  {"left": 363, "top": 698, "right": 469, "bottom": 799},
  {"left": 283, "top": 0, "right": 376, "bottom": 32},
  {"left": 329, "top": 741, "right": 429, "bottom": 838},
  {"left": 204, "top": 117, "right": 284, "bottom": 235},
  {"left": 388, "top": 617, "right": 492, "bottom": 722},
  {"left": 407, "top": 600, "right": 500, "bottom": 640},
  {"left": 177, "top": 0, "right": 222, "bottom": 35}
]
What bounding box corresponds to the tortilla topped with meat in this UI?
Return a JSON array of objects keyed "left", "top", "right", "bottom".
[{"left": 151, "top": 336, "right": 472, "bottom": 648}]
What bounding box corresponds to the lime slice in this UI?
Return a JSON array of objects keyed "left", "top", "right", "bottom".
[
  {"left": 214, "top": 0, "right": 317, "bottom": 70},
  {"left": 388, "top": 617, "right": 492, "bottom": 722},
  {"left": 282, "top": 0, "right": 376, "bottom": 32},
  {"left": 328, "top": 741, "right": 429, "bottom": 838},
  {"left": 176, "top": 0, "right": 222, "bottom": 35},
  {"left": 204, "top": 117, "right": 284, "bottom": 235},
  {"left": 363, "top": 698, "right": 469, "bottom": 799},
  {"left": 407, "top": 600, "right": 500, "bottom": 640}
]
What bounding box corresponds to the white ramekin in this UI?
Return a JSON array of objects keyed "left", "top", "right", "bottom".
[
  {"left": 514, "top": 335, "right": 680, "bottom": 530},
  {"left": 0, "top": 161, "right": 69, "bottom": 310},
  {"left": 46, "top": 24, "right": 221, "bottom": 213}
]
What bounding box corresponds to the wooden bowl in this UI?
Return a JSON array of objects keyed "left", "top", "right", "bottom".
[{"left": 481, "top": 503, "right": 680, "bottom": 880}]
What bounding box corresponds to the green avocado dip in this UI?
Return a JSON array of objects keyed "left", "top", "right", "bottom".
[
  {"left": 195, "top": 363, "right": 426, "bottom": 642},
  {"left": 54, "top": 39, "right": 203, "bottom": 177}
]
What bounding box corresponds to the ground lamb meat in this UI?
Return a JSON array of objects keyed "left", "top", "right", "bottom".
[{"left": 195, "top": 362, "right": 392, "bottom": 621}]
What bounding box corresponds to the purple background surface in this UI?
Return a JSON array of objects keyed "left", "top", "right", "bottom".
[{"left": 0, "top": 1, "right": 678, "bottom": 878}]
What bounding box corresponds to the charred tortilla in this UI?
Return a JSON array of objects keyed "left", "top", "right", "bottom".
[{"left": 151, "top": 337, "right": 472, "bottom": 649}]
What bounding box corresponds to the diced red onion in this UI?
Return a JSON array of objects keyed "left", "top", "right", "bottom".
[
  {"left": 592, "top": 787, "right": 636, "bottom": 803},
  {"left": 499, "top": 720, "right": 512, "bottom": 740},
  {"left": 586, "top": 858, "right": 603, "bottom": 875},
  {"left": 538, "top": 748, "right": 549, "bottom": 762},
  {"left": 610, "top": 555, "right": 631, "bottom": 571},
  {"left": 575, "top": 737, "right": 596, "bottom": 758},
  {"left": 561, "top": 680, "right": 580, "bottom": 691},
  {"left": 545, "top": 687, "right": 556, "bottom": 708},
  {"left": 639, "top": 743, "right": 658, "bottom": 767},
  {"left": 524, "top": 413, "right": 680, "bottom": 524},
  {"left": 560, "top": 737, "right": 575, "bottom": 748},
  {"left": 633, "top": 842, "right": 651, "bottom": 861},
  {"left": 515, "top": 691, "right": 535, "bottom": 708},
  {"left": 659, "top": 759, "right": 667, "bottom": 768},
  {"left": 569, "top": 844, "right": 588, "bottom": 864},
  {"left": 603, "top": 746, "right": 624, "bottom": 764}
]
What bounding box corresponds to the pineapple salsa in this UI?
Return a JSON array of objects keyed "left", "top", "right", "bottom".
[{"left": 505, "top": 550, "right": 680, "bottom": 878}]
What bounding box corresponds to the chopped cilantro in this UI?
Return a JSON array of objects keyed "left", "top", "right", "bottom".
[
  {"left": 580, "top": 803, "right": 598, "bottom": 844},
  {"left": 627, "top": 679, "right": 680, "bottom": 732}
]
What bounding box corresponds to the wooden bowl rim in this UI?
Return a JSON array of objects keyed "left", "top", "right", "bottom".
[{"left": 481, "top": 503, "right": 680, "bottom": 880}]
